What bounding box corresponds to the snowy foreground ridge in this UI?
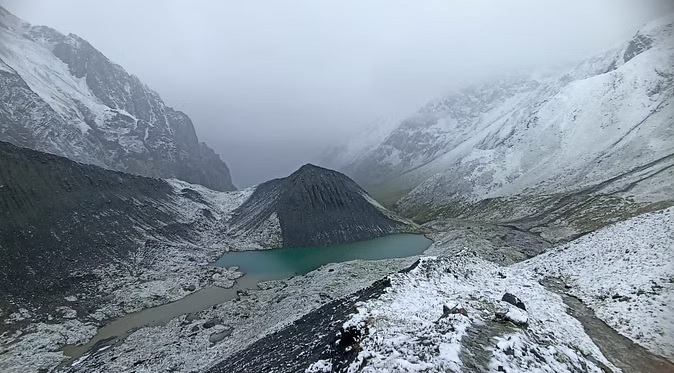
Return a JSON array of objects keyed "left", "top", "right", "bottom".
[
  {"left": 306, "top": 208, "right": 674, "bottom": 372},
  {"left": 330, "top": 257, "right": 615, "bottom": 373}
]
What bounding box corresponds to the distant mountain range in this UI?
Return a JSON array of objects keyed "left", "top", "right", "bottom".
[
  {"left": 324, "top": 14, "right": 674, "bottom": 240},
  {"left": 0, "top": 6, "right": 235, "bottom": 191}
]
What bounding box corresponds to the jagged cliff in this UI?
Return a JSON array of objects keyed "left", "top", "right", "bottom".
[{"left": 0, "top": 6, "right": 235, "bottom": 191}]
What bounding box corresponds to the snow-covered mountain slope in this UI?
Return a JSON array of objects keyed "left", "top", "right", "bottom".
[
  {"left": 329, "top": 15, "right": 674, "bottom": 234},
  {"left": 0, "top": 6, "right": 235, "bottom": 191},
  {"left": 334, "top": 256, "right": 619, "bottom": 373},
  {"left": 226, "top": 163, "right": 421, "bottom": 249},
  {"left": 306, "top": 210, "right": 673, "bottom": 373}
]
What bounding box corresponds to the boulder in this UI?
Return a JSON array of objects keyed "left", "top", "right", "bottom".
[
  {"left": 501, "top": 293, "right": 526, "bottom": 311},
  {"left": 203, "top": 318, "right": 221, "bottom": 329},
  {"left": 209, "top": 328, "right": 233, "bottom": 344}
]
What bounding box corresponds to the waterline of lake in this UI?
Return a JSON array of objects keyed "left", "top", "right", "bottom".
[
  {"left": 215, "top": 233, "right": 432, "bottom": 282},
  {"left": 60, "top": 234, "right": 432, "bottom": 365}
]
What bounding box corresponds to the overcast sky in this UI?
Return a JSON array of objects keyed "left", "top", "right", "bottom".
[{"left": 1, "top": 0, "right": 672, "bottom": 186}]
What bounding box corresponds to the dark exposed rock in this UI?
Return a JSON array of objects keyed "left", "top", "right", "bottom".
[
  {"left": 501, "top": 293, "right": 526, "bottom": 311},
  {"left": 441, "top": 304, "right": 468, "bottom": 319},
  {"left": 207, "top": 277, "right": 392, "bottom": 373},
  {"left": 228, "top": 164, "right": 418, "bottom": 248},
  {"left": 399, "top": 259, "right": 422, "bottom": 273},
  {"left": 0, "top": 141, "right": 204, "bottom": 317},
  {"left": 338, "top": 324, "right": 364, "bottom": 349},
  {"left": 623, "top": 33, "right": 653, "bottom": 63}
]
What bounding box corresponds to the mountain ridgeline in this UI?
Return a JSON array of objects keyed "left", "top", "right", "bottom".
[
  {"left": 227, "top": 164, "right": 419, "bottom": 248},
  {"left": 0, "top": 6, "right": 235, "bottom": 191}
]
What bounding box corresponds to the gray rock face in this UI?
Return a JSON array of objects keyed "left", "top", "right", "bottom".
[
  {"left": 623, "top": 33, "right": 653, "bottom": 63},
  {"left": 0, "top": 6, "right": 235, "bottom": 191},
  {"left": 228, "top": 164, "right": 417, "bottom": 248}
]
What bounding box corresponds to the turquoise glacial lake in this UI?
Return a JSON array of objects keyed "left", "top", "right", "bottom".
[{"left": 215, "top": 233, "right": 433, "bottom": 281}]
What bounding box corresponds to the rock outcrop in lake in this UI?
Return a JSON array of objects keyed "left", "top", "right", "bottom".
[{"left": 227, "top": 164, "right": 420, "bottom": 248}]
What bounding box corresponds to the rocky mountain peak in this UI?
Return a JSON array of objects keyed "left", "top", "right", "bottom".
[{"left": 228, "top": 164, "right": 418, "bottom": 248}]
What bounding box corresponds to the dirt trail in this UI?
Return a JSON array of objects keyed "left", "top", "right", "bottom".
[{"left": 543, "top": 278, "right": 674, "bottom": 373}]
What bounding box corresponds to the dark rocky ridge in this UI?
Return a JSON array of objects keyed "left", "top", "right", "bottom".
[
  {"left": 207, "top": 277, "right": 393, "bottom": 373},
  {"left": 0, "top": 6, "right": 235, "bottom": 191},
  {"left": 0, "top": 141, "right": 196, "bottom": 309},
  {"left": 228, "top": 164, "right": 418, "bottom": 248}
]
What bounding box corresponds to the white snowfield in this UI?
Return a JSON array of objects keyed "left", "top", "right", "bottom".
[{"left": 327, "top": 208, "right": 673, "bottom": 372}]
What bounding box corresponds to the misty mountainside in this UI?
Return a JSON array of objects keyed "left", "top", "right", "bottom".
[
  {"left": 0, "top": 6, "right": 235, "bottom": 191},
  {"left": 326, "top": 15, "right": 674, "bottom": 239},
  {"left": 226, "top": 163, "right": 420, "bottom": 249}
]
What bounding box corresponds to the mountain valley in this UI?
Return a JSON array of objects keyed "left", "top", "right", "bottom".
[{"left": 0, "top": 5, "right": 673, "bottom": 373}]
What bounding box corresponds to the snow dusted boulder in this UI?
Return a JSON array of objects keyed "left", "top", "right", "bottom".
[
  {"left": 495, "top": 305, "right": 529, "bottom": 327},
  {"left": 501, "top": 293, "right": 526, "bottom": 311}
]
